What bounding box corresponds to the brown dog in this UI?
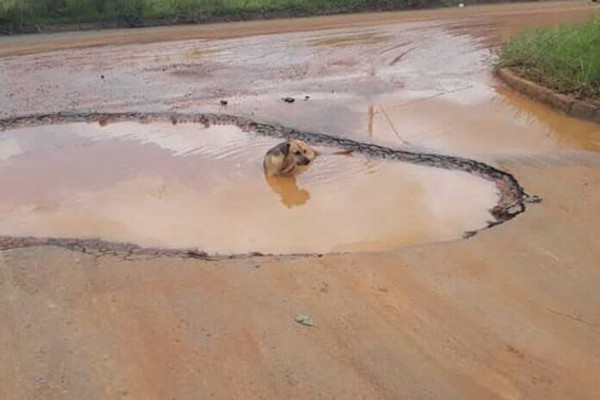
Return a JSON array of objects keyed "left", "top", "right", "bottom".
[
  {"left": 263, "top": 139, "right": 317, "bottom": 177},
  {"left": 263, "top": 139, "right": 354, "bottom": 177}
]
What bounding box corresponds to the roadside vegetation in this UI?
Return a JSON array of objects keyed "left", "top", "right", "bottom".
[
  {"left": 500, "top": 14, "right": 600, "bottom": 103},
  {"left": 1, "top": 0, "right": 530, "bottom": 34}
]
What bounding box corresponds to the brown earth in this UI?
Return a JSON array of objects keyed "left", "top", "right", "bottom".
[
  {"left": 0, "top": 0, "right": 596, "bottom": 58},
  {"left": 1, "top": 1, "right": 600, "bottom": 399}
]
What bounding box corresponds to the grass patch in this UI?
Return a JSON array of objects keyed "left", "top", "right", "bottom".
[
  {"left": 1, "top": 0, "right": 536, "bottom": 34},
  {"left": 0, "top": 0, "right": 435, "bottom": 32},
  {"left": 500, "top": 14, "right": 600, "bottom": 103}
]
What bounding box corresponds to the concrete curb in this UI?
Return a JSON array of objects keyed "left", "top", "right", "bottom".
[{"left": 496, "top": 67, "right": 600, "bottom": 125}]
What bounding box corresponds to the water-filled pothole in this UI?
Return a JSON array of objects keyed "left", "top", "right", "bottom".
[{"left": 0, "top": 118, "right": 508, "bottom": 254}]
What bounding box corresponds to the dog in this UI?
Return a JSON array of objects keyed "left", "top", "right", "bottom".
[
  {"left": 263, "top": 139, "right": 317, "bottom": 177},
  {"left": 263, "top": 139, "right": 354, "bottom": 176}
]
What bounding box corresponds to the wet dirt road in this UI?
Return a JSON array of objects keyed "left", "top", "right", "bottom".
[
  {"left": 0, "top": 121, "right": 501, "bottom": 254},
  {"left": 1, "top": 1, "right": 600, "bottom": 399}
]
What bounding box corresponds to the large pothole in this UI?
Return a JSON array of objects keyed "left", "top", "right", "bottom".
[{"left": 0, "top": 112, "right": 534, "bottom": 256}]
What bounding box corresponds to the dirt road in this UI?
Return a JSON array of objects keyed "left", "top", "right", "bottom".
[
  {"left": 0, "top": 0, "right": 595, "bottom": 58},
  {"left": 1, "top": 1, "right": 600, "bottom": 399}
]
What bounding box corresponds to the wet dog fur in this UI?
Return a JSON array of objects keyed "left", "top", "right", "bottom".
[{"left": 263, "top": 139, "right": 317, "bottom": 176}]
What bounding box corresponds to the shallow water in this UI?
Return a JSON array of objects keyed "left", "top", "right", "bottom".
[
  {"left": 1, "top": 4, "right": 597, "bottom": 255},
  {"left": 0, "top": 121, "right": 498, "bottom": 254}
]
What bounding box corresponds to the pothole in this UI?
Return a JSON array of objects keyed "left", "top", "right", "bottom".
[{"left": 0, "top": 112, "right": 535, "bottom": 257}]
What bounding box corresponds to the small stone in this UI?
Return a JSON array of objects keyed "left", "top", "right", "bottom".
[
  {"left": 295, "top": 314, "right": 314, "bottom": 327},
  {"left": 220, "top": 100, "right": 228, "bottom": 106},
  {"left": 282, "top": 97, "right": 295, "bottom": 103},
  {"left": 569, "top": 101, "right": 597, "bottom": 121}
]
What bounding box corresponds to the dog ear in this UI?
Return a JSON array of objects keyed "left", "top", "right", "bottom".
[{"left": 282, "top": 141, "right": 291, "bottom": 155}]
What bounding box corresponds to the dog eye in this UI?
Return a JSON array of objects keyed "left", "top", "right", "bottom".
[{"left": 294, "top": 151, "right": 301, "bottom": 155}]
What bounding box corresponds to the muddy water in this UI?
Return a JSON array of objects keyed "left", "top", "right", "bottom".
[
  {"left": 2, "top": 4, "right": 597, "bottom": 156},
  {"left": 3, "top": 4, "right": 600, "bottom": 400},
  {"left": 0, "top": 121, "right": 498, "bottom": 254},
  {"left": 0, "top": 3, "right": 597, "bottom": 254}
]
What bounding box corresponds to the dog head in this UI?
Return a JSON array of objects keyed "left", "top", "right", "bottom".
[
  {"left": 263, "top": 139, "right": 318, "bottom": 176},
  {"left": 287, "top": 139, "right": 317, "bottom": 167}
]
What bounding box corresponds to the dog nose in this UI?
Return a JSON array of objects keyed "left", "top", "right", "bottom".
[{"left": 298, "top": 157, "right": 311, "bottom": 166}]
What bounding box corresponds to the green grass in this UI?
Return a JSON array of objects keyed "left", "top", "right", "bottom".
[
  {"left": 0, "top": 0, "right": 530, "bottom": 33},
  {"left": 500, "top": 14, "right": 600, "bottom": 103},
  {"left": 0, "top": 0, "right": 438, "bottom": 31}
]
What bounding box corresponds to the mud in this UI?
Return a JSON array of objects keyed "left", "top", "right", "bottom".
[
  {"left": 1, "top": 2, "right": 600, "bottom": 400},
  {"left": 0, "top": 111, "right": 532, "bottom": 208},
  {"left": 0, "top": 1, "right": 595, "bottom": 58},
  {"left": 0, "top": 115, "right": 507, "bottom": 254}
]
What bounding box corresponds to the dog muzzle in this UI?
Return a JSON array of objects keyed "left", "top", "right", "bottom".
[{"left": 297, "top": 157, "right": 311, "bottom": 166}]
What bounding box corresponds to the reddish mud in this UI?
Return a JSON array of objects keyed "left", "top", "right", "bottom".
[
  {"left": 1, "top": 2, "right": 600, "bottom": 400},
  {"left": 0, "top": 121, "right": 499, "bottom": 254}
]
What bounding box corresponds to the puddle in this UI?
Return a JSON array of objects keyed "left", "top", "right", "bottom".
[
  {"left": 0, "top": 121, "right": 500, "bottom": 254},
  {"left": 308, "top": 31, "right": 393, "bottom": 48}
]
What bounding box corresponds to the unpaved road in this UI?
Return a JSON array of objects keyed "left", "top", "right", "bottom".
[{"left": 1, "top": 1, "right": 600, "bottom": 399}]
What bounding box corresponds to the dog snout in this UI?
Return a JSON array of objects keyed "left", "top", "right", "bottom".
[{"left": 297, "top": 156, "right": 311, "bottom": 166}]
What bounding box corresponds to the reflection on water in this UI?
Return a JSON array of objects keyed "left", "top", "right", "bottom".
[
  {"left": 367, "top": 104, "right": 375, "bottom": 138},
  {"left": 264, "top": 172, "right": 310, "bottom": 208},
  {"left": 0, "top": 121, "right": 499, "bottom": 254},
  {"left": 492, "top": 85, "right": 600, "bottom": 153}
]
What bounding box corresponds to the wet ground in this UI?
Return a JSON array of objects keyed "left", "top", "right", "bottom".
[
  {"left": 0, "top": 121, "right": 500, "bottom": 254},
  {"left": 1, "top": 1, "right": 600, "bottom": 399}
]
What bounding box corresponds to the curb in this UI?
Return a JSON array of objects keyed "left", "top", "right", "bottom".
[{"left": 495, "top": 68, "right": 600, "bottom": 125}]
